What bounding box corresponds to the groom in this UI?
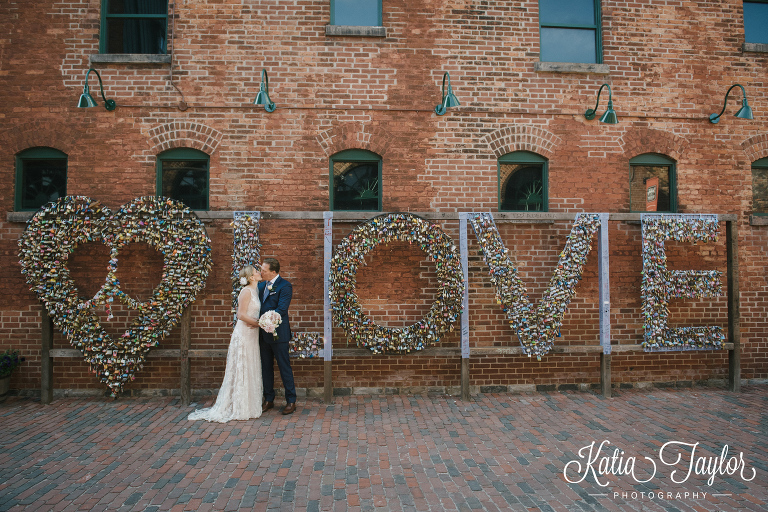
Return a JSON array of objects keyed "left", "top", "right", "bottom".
[{"left": 258, "top": 257, "right": 297, "bottom": 415}]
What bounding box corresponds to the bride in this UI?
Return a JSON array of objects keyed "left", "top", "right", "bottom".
[{"left": 188, "top": 265, "right": 263, "bottom": 422}]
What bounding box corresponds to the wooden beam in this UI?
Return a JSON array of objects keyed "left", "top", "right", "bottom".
[
  {"left": 40, "top": 308, "right": 54, "bottom": 405},
  {"left": 180, "top": 308, "right": 192, "bottom": 406}
]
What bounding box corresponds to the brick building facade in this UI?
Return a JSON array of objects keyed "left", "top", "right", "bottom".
[{"left": 1, "top": 0, "right": 766, "bottom": 397}]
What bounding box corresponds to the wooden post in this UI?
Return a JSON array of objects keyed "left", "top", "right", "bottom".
[
  {"left": 41, "top": 308, "right": 54, "bottom": 404},
  {"left": 600, "top": 353, "right": 611, "bottom": 397},
  {"left": 726, "top": 220, "right": 741, "bottom": 392},
  {"left": 180, "top": 307, "right": 192, "bottom": 406}
]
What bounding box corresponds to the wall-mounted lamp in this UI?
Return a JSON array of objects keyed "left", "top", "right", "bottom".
[
  {"left": 435, "top": 72, "right": 460, "bottom": 116},
  {"left": 78, "top": 68, "right": 116, "bottom": 111},
  {"left": 709, "top": 83, "right": 753, "bottom": 123},
  {"left": 253, "top": 69, "right": 276, "bottom": 112},
  {"left": 584, "top": 83, "right": 617, "bottom": 124}
]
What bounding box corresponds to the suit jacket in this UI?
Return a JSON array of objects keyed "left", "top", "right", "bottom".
[{"left": 258, "top": 276, "right": 292, "bottom": 343}]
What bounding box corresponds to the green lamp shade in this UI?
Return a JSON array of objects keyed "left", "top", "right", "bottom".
[
  {"left": 254, "top": 90, "right": 276, "bottom": 112},
  {"left": 736, "top": 101, "right": 754, "bottom": 120},
  {"left": 599, "top": 102, "right": 618, "bottom": 124},
  {"left": 78, "top": 92, "right": 98, "bottom": 108}
]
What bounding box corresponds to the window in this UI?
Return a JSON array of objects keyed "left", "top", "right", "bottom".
[
  {"left": 629, "top": 154, "right": 676, "bottom": 213},
  {"left": 744, "top": 1, "right": 768, "bottom": 45},
  {"left": 539, "top": 0, "right": 601, "bottom": 63},
  {"left": 330, "top": 149, "right": 381, "bottom": 211},
  {"left": 101, "top": 0, "right": 168, "bottom": 54},
  {"left": 330, "top": 0, "right": 382, "bottom": 26},
  {"left": 157, "top": 148, "right": 209, "bottom": 210},
  {"left": 15, "top": 148, "right": 67, "bottom": 211},
  {"left": 752, "top": 157, "right": 768, "bottom": 214},
  {"left": 499, "top": 151, "right": 547, "bottom": 212}
]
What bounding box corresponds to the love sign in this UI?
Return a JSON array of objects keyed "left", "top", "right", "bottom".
[{"left": 19, "top": 196, "right": 212, "bottom": 396}]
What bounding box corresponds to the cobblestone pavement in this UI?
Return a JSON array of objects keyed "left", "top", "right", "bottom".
[{"left": 1, "top": 386, "right": 766, "bottom": 512}]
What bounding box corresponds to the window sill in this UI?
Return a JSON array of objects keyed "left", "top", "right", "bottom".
[
  {"left": 90, "top": 54, "right": 172, "bottom": 65},
  {"left": 534, "top": 62, "right": 610, "bottom": 74},
  {"left": 750, "top": 215, "right": 768, "bottom": 226},
  {"left": 743, "top": 43, "right": 768, "bottom": 53},
  {"left": 325, "top": 25, "right": 386, "bottom": 37}
]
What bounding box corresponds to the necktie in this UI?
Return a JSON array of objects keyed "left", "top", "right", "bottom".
[{"left": 263, "top": 281, "right": 271, "bottom": 301}]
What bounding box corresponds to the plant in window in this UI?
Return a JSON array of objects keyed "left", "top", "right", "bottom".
[{"left": 521, "top": 181, "right": 543, "bottom": 211}]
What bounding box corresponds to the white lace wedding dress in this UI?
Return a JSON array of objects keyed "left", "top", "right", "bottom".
[{"left": 188, "top": 287, "right": 263, "bottom": 422}]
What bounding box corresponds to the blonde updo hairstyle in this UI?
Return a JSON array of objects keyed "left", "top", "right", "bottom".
[{"left": 239, "top": 265, "right": 258, "bottom": 284}]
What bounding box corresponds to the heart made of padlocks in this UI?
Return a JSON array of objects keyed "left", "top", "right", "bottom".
[{"left": 19, "top": 196, "right": 212, "bottom": 396}]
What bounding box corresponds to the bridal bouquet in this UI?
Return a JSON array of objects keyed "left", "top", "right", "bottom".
[{"left": 258, "top": 310, "right": 282, "bottom": 340}]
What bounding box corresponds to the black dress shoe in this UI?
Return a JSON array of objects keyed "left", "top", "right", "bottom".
[
  {"left": 282, "top": 403, "right": 296, "bottom": 415},
  {"left": 262, "top": 401, "right": 274, "bottom": 413}
]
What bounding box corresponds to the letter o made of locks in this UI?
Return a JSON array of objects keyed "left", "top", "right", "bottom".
[{"left": 329, "top": 213, "right": 464, "bottom": 354}]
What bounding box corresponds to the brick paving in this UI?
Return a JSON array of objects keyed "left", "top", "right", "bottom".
[{"left": 0, "top": 386, "right": 766, "bottom": 512}]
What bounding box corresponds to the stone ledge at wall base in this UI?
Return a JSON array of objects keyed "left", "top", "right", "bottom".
[{"left": 11, "top": 378, "right": 767, "bottom": 401}]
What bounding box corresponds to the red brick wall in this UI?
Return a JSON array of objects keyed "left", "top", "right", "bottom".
[{"left": 1, "top": 0, "right": 766, "bottom": 395}]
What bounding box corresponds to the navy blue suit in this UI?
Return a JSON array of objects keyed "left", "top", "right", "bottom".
[{"left": 258, "top": 276, "right": 296, "bottom": 404}]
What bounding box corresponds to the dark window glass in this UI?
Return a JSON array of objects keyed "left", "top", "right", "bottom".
[
  {"left": 630, "top": 166, "right": 673, "bottom": 212},
  {"left": 500, "top": 164, "right": 545, "bottom": 212},
  {"left": 103, "top": 0, "right": 167, "bottom": 54},
  {"left": 16, "top": 148, "right": 67, "bottom": 211},
  {"left": 752, "top": 158, "right": 768, "bottom": 214},
  {"left": 333, "top": 162, "right": 380, "bottom": 211},
  {"left": 159, "top": 153, "right": 209, "bottom": 210},
  {"left": 107, "top": 0, "right": 166, "bottom": 14},
  {"left": 539, "top": 0, "right": 599, "bottom": 63},
  {"left": 19, "top": 158, "right": 67, "bottom": 211},
  {"left": 744, "top": 2, "right": 768, "bottom": 45},
  {"left": 331, "top": 0, "right": 381, "bottom": 26}
]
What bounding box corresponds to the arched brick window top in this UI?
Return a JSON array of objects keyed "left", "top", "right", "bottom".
[
  {"left": 147, "top": 121, "right": 222, "bottom": 157},
  {"left": 482, "top": 126, "right": 561, "bottom": 160}
]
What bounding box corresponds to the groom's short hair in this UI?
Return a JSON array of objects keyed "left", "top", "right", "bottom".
[{"left": 263, "top": 257, "right": 280, "bottom": 274}]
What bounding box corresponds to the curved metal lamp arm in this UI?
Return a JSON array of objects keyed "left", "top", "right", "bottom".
[
  {"left": 584, "top": 83, "right": 611, "bottom": 120},
  {"left": 709, "top": 83, "right": 747, "bottom": 124},
  {"left": 86, "top": 68, "right": 117, "bottom": 111},
  {"left": 262, "top": 69, "right": 276, "bottom": 112},
  {"left": 255, "top": 69, "right": 276, "bottom": 112},
  {"left": 435, "top": 72, "right": 451, "bottom": 116}
]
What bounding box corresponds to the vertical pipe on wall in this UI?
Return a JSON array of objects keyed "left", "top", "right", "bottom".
[
  {"left": 459, "top": 214, "right": 470, "bottom": 400},
  {"left": 323, "top": 212, "right": 334, "bottom": 403},
  {"left": 726, "top": 219, "right": 741, "bottom": 392},
  {"left": 598, "top": 213, "right": 612, "bottom": 397}
]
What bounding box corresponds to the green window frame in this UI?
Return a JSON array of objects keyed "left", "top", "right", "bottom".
[
  {"left": 100, "top": 0, "right": 168, "bottom": 54},
  {"left": 157, "top": 148, "right": 209, "bottom": 211},
  {"left": 498, "top": 151, "right": 548, "bottom": 212},
  {"left": 539, "top": 0, "right": 602, "bottom": 64},
  {"left": 752, "top": 157, "right": 768, "bottom": 215},
  {"left": 15, "top": 147, "right": 67, "bottom": 212},
  {"left": 330, "top": 0, "right": 382, "bottom": 26},
  {"left": 744, "top": 1, "right": 768, "bottom": 45},
  {"left": 330, "top": 149, "right": 382, "bottom": 211},
  {"left": 629, "top": 153, "right": 677, "bottom": 213}
]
